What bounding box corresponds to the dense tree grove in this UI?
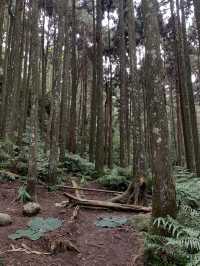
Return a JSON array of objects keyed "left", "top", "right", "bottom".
[{"left": 0, "top": 0, "right": 200, "bottom": 239}]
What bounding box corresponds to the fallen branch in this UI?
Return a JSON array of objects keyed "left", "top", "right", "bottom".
[
  {"left": 55, "top": 200, "right": 69, "bottom": 207},
  {"left": 0, "top": 170, "right": 20, "bottom": 179},
  {"left": 71, "top": 180, "right": 82, "bottom": 199},
  {"left": 64, "top": 192, "right": 152, "bottom": 213},
  {"left": 0, "top": 244, "right": 50, "bottom": 255},
  {"left": 79, "top": 206, "right": 108, "bottom": 211}
]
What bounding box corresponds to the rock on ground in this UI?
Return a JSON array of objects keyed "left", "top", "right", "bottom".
[
  {"left": 23, "top": 202, "right": 41, "bottom": 216},
  {"left": 0, "top": 213, "right": 12, "bottom": 226}
]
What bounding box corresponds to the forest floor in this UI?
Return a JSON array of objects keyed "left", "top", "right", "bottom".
[{"left": 0, "top": 180, "right": 145, "bottom": 266}]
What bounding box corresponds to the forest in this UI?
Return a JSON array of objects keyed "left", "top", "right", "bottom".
[{"left": 0, "top": 0, "right": 200, "bottom": 265}]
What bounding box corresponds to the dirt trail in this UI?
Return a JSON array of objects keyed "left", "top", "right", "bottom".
[{"left": 0, "top": 181, "right": 144, "bottom": 266}]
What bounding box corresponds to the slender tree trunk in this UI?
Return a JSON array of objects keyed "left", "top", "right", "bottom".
[
  {"left": 107, "top": 11, "right": 113, "bottom": 169},
  {"left": 40, "top": 12, "right": 51, "bottom": 140},
  {"left": 104, "top": 10, "right": 113, "bottom": 168},
  {"left": 80, "top": 60, "right": 88, "bottom": 155},
  {"left": 169, "top": 82, "right": 178, "bottom": 162},
  {"left": 127, "top": 0, "right": 140, "bottom": 175}
]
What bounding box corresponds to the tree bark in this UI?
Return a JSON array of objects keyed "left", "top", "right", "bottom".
[
  {"left": 89, "top": 0, "right": 97, "bottom": 163},
  {"left": 118, "top": 0, "right": 129, "bottom": 167},
  {"left": 48, "top": 1, "right": 64, "bottom": 184},
  {"left": 26, "top": 0, "right": 40, "bottom": 199},
  {"left": 143, "top": 0, "right": 177, "bottom": 219},
  {"left": 180, "top": 0, "right": 200, "bottom": 175},
  {"left": 68, "top": 0, "right": 78, "bottom": 154},
  {"left": 95, "top": 0, "right": 105, "bottom": 173},
  {"left": 60, "top": 0, "right": 70, "bottom": 161}
]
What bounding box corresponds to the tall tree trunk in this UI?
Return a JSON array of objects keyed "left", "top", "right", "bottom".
[
  {"left": 80, "top": 41, "right": 88, "bottom": 156},
  {"left": 60, "top": 0, "right": 70, "bottom": 161},
  {"left": 180, "top": 0, "right": 200, "bottom": 175},
  {"left": 169, "top": 82, "right": 178, "bottom": 162},
  {"left": 0, "top": 0, "right": 5, "bottom": 71},
  {"left": 143, "top": 0, "right": 176, "bottom": 219},
  {"left": 40, "top": 12, "right": 51, "bottom": 140},
  {"left": 169, "top": 0, "right": 185, "bottom": 166},
  {"left": 0, "top": 14, "right": 14, "bottom": 137},
  {"left": 127, "top": 0, "right": 145, "bottom": 204},
  {"left": 68, "top": 0, "right": 77, "bottom": 153},
  {"left": 48, "top": 1, "right": 64, "bottom": 184},
  {"left": 104, "top": 10, "right": 113, "bottom": 168},
  {"left": 118, "top": 0, "right": 129, "bottom": 167},
  {"left": 171, "top": 0, "right": 196, "bottom": 171},
  {"left": 89, "top": 0, "right": 97, "bottom": 162},
  {"left": 26, "top": 0, "right": 39, "bottom": 199},
  {"left": 95, "top": 0, "right": 104, "bottom": 173},
  {"left": 193, "top": 0, "right": 200, "bottom": 56},
  {"left": 18, "top": 26, "right": 30, "bottom": 143},
  {"left": 176, "top": 0, "right": 195, "bottom": 171},
  {"left": 7, "top": 0, "right": 24, "bottom": 138},
  {"left": 127, "top": 0, "right": 141, "bottom": 176}
]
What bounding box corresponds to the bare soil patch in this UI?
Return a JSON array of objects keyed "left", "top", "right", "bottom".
[{"left": 0, "top": 181, "right": 144, "bottom": 266}]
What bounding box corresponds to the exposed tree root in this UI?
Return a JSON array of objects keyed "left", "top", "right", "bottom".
[
  {"left": 69, "top": 206, "right": 79, "bottom": 223},
  {"left": 44, "top": 236, "right": 80, "bottom": 254},
  {"left": 110, "top": 177, "right": 147, "bottom": 206}
]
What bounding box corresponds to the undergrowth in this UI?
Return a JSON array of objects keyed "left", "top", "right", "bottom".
[
  {"left": 175, "top": 166, "right": 200, "bottom": 208},
  {"left": 18, "top": 186, "right": 31, "bottom": 202},
  {"left": 61, "top": 153, "right": 97, "bottom": 177},
  {"left": 0, "top": 136, "right": 96, "bottom": 184},
  {"left": 0, "top": 136, "right": 133, "bottom": 189},
  {"left": 98, "top": 167, "right": 132, "bottom": 190},
  {"left": 145, "top": 167, "right": 200, "bottom": 266}
]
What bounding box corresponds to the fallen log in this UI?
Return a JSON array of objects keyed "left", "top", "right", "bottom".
[
  {"left": 63, "top": 192, "right": 152, "bottom": 213},
  {"left": 57, "top": 185, "right": 123, "bottom": 195}
]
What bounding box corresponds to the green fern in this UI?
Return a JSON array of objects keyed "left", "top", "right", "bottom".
[
  {"left": 146, "top": 209, "right": 200, "bottom": 266},
  {"left": 146, "top": 166, "right": 200, "bottom": 266},
  {"left": 175, "top": 167, "right": 200, "bottom": 208},
  {"left": 18, "top": 186, "right": 31, "bottom": 203},
  {"left": 97, "top": 167, "right": 132, "bottom": 190}
]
